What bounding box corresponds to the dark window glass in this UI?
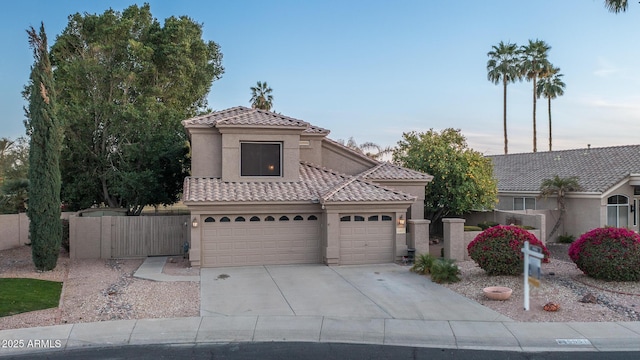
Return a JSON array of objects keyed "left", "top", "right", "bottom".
[
  {"left": 220, "top": 216, "right": 231, "bottom": 222},
  {"left": 279, "top": 216, "right": 289, "bottom": 221},
  {"left": 368, "top": 215, "right": 379, "bottom": 221},
  {"left": 204, "top": 217, "right": 215, "bottom": 223},
  {"left": 241, "top": 142, "right": 281, "bottom": 176},
  {"left": 265, "top": 216, "right": 275, "bottom": 222},
  {"left": 340, "top": 216, "right": 351, "bottom": 222},
  {"left": 250, "top": 216, "right": 260, "bottom": 222},
  {"left": 307, "top": 215, "right": 318, "bottom": 220},
  {"left": 381, "top": 215, "right": 392, "bottom": 221},
  {"left": 235, "top": 216, "right": 246, "bottom": 222},
  {"left": 354, "top": 215, "right": 365, "bottom": 222},
  {"left": 294, "top": 215, "right": 304, "bottom": 221},
  {"left": 608, "top": 195, "right": 628, "bottom": 204}
]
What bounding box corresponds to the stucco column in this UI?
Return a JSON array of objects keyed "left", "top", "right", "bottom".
[
  {"left": 324, "top": 212, "right": 340, "bottom": 266},
  {"left": 395, "top": 212, "right": 408, "bottom": 262},
  {"left": 443, "top": 218, "right": 465, "bottom": 261},
  {"left": 408, "top": 219, "right": 430, "bottom": 256},
  {"left": 189, "top": 214, "right": 202, "bottom": 268}
]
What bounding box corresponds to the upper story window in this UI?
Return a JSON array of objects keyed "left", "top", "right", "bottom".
[
  {"left": 241, "top": 142, "right": 282, "bottom": 176},
  {"left": 513, "top": 197, "right": 535, "bottom": 210}
]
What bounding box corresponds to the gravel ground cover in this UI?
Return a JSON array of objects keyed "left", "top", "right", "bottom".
[{"left": 1, "top": 243, "right": 640, "bottom": 330}]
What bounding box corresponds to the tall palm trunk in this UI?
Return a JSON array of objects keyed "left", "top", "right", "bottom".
[
  {"left": 503, "top": 78, "right": 508, "bottom": 154},
  {"left": 532, "top": 76, "right": 537, "bottom": 152},
  {"left": 548, "top": 96, "right": 552, "bottom": 151}
]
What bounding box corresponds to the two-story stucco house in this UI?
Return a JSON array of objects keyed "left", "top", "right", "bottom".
[{"left": 181, "top": 106, "right": 432, "bottom": 268}]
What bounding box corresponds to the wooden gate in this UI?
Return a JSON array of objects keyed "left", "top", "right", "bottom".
[{"left": 111, "top": 215, "right": 189, "bottom": 257}]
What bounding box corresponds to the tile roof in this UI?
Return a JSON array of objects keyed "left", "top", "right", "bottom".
[
  {"left": 183, "top": 162, "right": 415, "bottom": 204},
  {"left": 182, "top": 106, "right": 330, "bottom": 134},
  {"left": 489, "top": 145, "right": 640, "bottom": 193},
  {"left": 362, "top": 162, "right": 434, "bottom": 182}
]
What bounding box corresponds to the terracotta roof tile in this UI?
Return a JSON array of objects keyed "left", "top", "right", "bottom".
[
  {"left": 182, "top": 106, "right": 330, "bottom": 134},
  {"left": 489, "top": 145, "right": 640, "bottom": 193},
  {"left": 183, "top": 162, "right": 414, "bottom": 203},
  {"left": 362, "top": 162, "right": 433, "bottom": 181}
]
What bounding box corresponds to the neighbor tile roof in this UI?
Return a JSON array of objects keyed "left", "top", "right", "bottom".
[
  {"left": 182, "top": 106, "right": 330, "bottom": 134},
  {"left": 362, "top": 162, "right": 434, "bottom": 182},
  {"left": 183, "top": 162, "right": 415, "bottom": 204},
  {"left": 489, "top": 145, "right": 640, "bottom": 193}
]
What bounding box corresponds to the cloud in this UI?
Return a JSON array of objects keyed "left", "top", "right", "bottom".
[{"left": 593, "top": 57, "right": 622, "bottom": 78}]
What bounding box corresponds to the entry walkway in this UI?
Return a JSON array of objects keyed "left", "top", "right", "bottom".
[{"left": 133, "top": 256, "right": 199, "bottom": 282}]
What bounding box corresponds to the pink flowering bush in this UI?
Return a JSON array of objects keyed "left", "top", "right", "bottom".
[
  {"left": 568, "top": 227, "right": 640, "bottom": 281},
  {"left": 467, "top": 225, "right": 550, "bottom": 276}
]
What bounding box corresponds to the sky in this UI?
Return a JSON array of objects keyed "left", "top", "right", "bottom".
[{"left": 0, "top": 0, "right": 638, "bottom": 155}]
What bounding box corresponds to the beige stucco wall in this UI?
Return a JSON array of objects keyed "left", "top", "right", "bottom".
[
  {"left": 320, "top": 141, "right": 376, "bottom": 175},
  {"left": 299, "top": 137, "right": 323, "bottom": 165},
  {"left": 0, "top": 212, "right": 75, "bottom": 251},
  {"left": 220, "top": 129, "right": 301, "bottom": 182},
  {"left": 189, "top": 128, "right": 222, "bottom": 177},
  {"left": 0, "top": 213, "right": 28, "bottom": 250},
  {"left": 374, "top": 182, "right": 426, "bottom": 220}
]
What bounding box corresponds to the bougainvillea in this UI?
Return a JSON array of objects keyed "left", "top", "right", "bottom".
[
  {"left": 568, "top": 227, "right": 640, "bottom": 281},
  {"left": 467, "top": 225, "right": 550, "bottom": 276}
]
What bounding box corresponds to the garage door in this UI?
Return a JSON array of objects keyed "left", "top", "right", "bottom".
[
  {"left": 339, "top": 214, "right": 394, "bottom": 265},
  {"left": 201, "top": 214, "right": 321, "bottom": 267}
]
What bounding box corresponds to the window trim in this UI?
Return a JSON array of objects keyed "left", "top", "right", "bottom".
[
  {"left": 240, "top": 141, "right": 283, "bottom": 177},
  {"left": 513, "top": 196, "right": 536, "bottom": 210},
  {"left": 607, "top": 194, "right": 630, "bottom": 227}
]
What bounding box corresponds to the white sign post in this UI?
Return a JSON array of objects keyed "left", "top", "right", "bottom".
[{"left": 521, "top": 240, "right": 545, "bottom": 311}]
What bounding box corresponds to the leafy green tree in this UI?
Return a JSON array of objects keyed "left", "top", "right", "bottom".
[
  {"left": 520, "top": 39, "right": 551, "bottom": 152},
  {"left": 25, "top": 23, "right": 62, "bottom": 271},
  {"left": 50, "top": 4, "right": 223, "bottom": 214},
  {"left": 250, "top": 81, "right": 274, "bottom": 111},
  {"left": 605, "top": 0, "right": 628, "bottom": 13},
  {"left": 539, "top": 175, "right": 582, "bottom": 240},
  {"left": 487, "top": 41, "right": 522, "bottom": 154},
  {"left": 393, "top": 129, "right": 497, "bottom": 230},
  {"left": 537, "top": 66, "right": 565, "bottom": 151}
]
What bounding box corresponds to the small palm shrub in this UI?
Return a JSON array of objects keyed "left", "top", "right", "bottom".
[
  {"left": 430, "top": 258, "right": 461, "bottom": 284},
  {"left": 477, "top": 221, "right": 500, "bottom": 230},
  {"left": 467, "top": 225, "right": 550, "bottom": 276},
  {"left": 411, "top": 253, "right": 436, "bottom": 274},
  {"left": 557, "top": 233, "right": 575, "bottom": 244},
  {"left": 568, "top": 227, "right": 640, "bottom": 281}
]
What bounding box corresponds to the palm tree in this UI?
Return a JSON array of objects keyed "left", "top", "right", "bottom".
[
  {"left": 605, "top": 0, "right": 628, "bottom": 13},
  {"left": 249, "top": 81, "right": 273, "bottom": 111},
  {"left": 337, "top": 137, "right": 392, "bottom": 160},
  {"left": 537, "top": 66, "right": 566, "bottom": 152},
  {"left": 520, "top": 39, "right": 551, "bottom": 152},
  {"left": 487, "top": 41, "right": 522, "bottom": 154},
  {"left": 539, "top": 175, "right": 582, "bottom": 240}
]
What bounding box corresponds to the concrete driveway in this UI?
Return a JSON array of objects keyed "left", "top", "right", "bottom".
[{"left": 200, "top": 264, "right": 511, "bottom": 322}]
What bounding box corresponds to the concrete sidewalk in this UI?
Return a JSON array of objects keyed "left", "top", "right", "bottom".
[{"left": 2, "top": 316, "right": 640, "bottom": 356}]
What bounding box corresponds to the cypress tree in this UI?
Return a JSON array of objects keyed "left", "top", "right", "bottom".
[{"left": 25, "top": 23, "right": 62, "bottom": 271}]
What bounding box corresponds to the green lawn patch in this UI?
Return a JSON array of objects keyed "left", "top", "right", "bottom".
[{"left": 0, "top": 278, "right": 63, "bottom": 317}]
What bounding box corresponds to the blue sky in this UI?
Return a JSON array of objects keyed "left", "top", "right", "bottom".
[{"left": 1, "top": 1, "right": 638, "bottom": 155}]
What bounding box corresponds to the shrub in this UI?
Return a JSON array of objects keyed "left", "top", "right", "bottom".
[
  {"left": 467, "top": 225, "right": 550, "bottom": 276},
  {"left": 557, "top": 233, "right": 575, "bottom": 244},
  {"left": 464, "top": 225, "right": 482, "bottom": 231},
  {"left": 477, "top": 221, "right": 499, "bottom": 230},
  {"left": 430, "top": 258, "right": 461, "bottom": 283},
  {"left": 411, "top": 253, "right": 436, "bottom": 274},
  {"left": 516, "top": 225, "right": 536, "bottom": 230},
  {"left": 568, "top": 227, "right": 640, "bottom": 281}
]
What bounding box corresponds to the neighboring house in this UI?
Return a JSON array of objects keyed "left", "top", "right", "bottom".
[
  {"left": 181, "top": 106, "right": 432, "bottom": 267},
  {"left": 490, "top": 145, "right": 640, "bottom": 239}
]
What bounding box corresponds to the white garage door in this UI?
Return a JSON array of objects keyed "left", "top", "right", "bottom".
[
  {"left": 339, "top": 214, "right": 394, "bottom": 265},
  {"left": 201, "top": 214, "right": 321, "bottom": 267}
]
